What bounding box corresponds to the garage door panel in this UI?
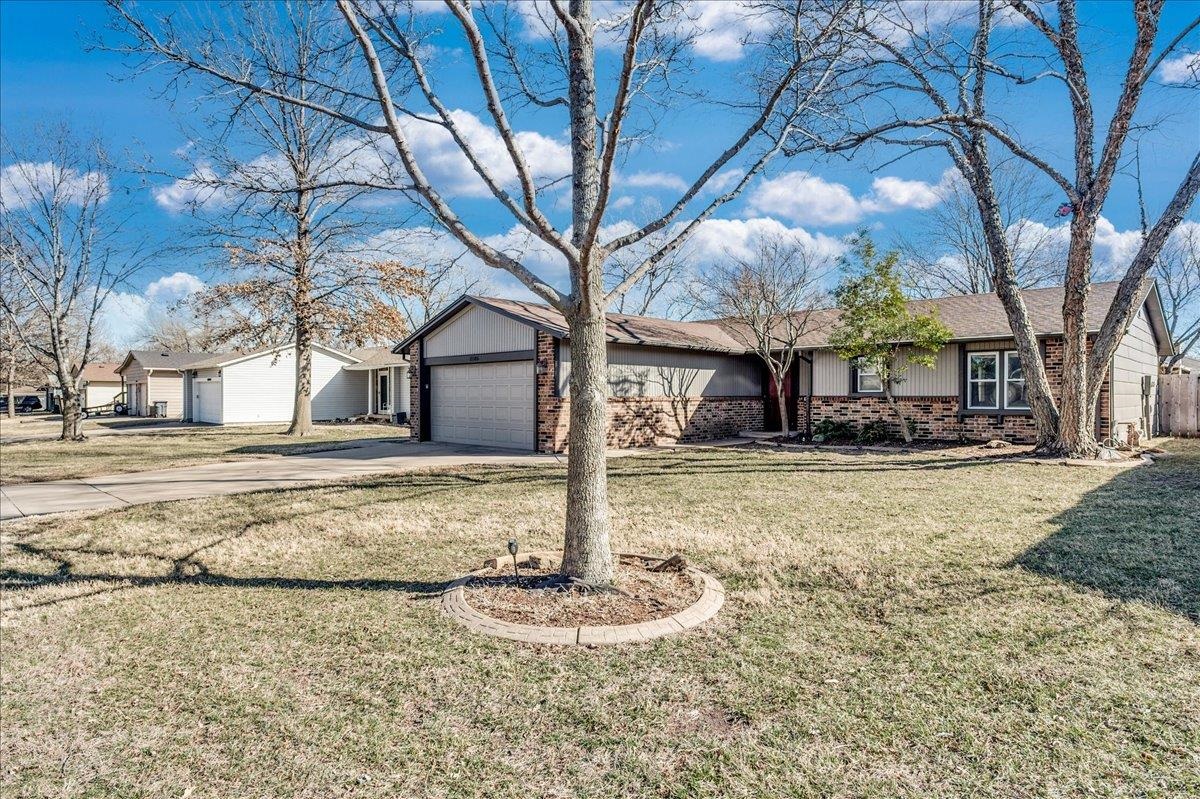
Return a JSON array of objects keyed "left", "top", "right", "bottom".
[{"left": 430, "top": 361, "right": 534, "bottom": 450}]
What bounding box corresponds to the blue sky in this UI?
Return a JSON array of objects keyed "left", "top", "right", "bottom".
[{"left": 2, "top": 0, "right": 1197, "bottom": 347}]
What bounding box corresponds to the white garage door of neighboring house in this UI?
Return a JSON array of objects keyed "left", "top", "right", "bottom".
[
  {"left": 194, "top": 379, "right": 223, "bottom": 424},
  {"left": 430, "top": 361, "right": 535, "bottom": 450}
]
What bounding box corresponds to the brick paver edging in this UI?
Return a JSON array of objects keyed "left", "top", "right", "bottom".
[{"left": 441, "top": 552, "right": 724, "bottom": 646}]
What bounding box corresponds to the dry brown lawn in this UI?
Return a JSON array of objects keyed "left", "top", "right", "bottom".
[
  {"left": 0, "top": 423, "right": 406, "bottom": 484},
  {"left": 1, "top": 441, "right": 1197, "bottom": 798}
]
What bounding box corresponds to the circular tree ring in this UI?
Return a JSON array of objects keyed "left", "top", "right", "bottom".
[{"left": 441, "top": 551, "right": 725, "bottom": 646}]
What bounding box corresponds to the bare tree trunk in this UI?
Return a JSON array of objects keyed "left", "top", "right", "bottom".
[
  {"left": 1054, "top": 218, "right": 1099, "bottom": 457},
  {"left": 6, "top": 360, "right": 15, "bottom": 420},
  {"left": 287, "top": 288, "right": 315, "bottom": 437},
  {"left": 561, "top": 309, "right": 615, "bottom": 585},
  {"left": 288, "top": 327, "right": 314, "bottom": 436},
  {"left": 59, "top": 384, "right": 83, "bottom": 441},
  {"left": 287, "top": 191, "right": 315, "bottom": 437},
  {"left": 774, "top": 371, "right": 789, "bottom": 439},
  {"left": 883, "top": 385, "right": 912, "bottom": 444}
]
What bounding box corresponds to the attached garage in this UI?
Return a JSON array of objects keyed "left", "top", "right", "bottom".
[
  {"left": 397, "top": 295, "right": 766, "bottom": 453},
  {"left": 430, "top": 361, "right": 535, "bottom": 449}
]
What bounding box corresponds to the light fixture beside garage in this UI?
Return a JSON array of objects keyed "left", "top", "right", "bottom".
[{"left": 535, "top": 359, "right": 549, "bottom": 375}]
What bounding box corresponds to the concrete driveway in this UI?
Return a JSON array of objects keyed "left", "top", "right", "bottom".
[{"left": 0, "top": 440, "right": 563, "bottom": 521}]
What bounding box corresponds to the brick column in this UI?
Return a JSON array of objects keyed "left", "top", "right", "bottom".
[
  {"left": 408, "top": 341, "right": 422, "bottom": 439},
  {"left": 535, "top": 332, "right": 567, "bottom": 453}
]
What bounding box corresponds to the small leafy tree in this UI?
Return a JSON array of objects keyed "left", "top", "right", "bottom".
[{"left": 829, "top": 236, "right": 952, "bottom": 444}]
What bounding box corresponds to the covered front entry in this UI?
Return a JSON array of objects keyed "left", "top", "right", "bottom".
[{"left": 430, "top": 360, "right": 535, "bottom": 450}]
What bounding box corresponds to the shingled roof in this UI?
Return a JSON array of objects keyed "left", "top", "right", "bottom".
[
  {"left": 117, "top": 350, "right": 225, "bottom": 373},
  {"left": 398, "top": 282, "right": 1163, "bottom": 356}
]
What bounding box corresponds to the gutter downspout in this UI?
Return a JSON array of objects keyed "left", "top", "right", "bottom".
[{"left": 798, "top": 350, "right": 814, "bottom": 441}]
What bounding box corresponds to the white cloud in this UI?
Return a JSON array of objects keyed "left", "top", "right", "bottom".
[
  {"left": 99, "top": 272, "right": 206, "bottom": 349},
  {"left": 611, "top": 196, "right": 635, "bottom": 210},
  {"left": 146, "top": 272, "right": 207, "bottom": 303},
  {"left": 747, "top": 171, "right": 864, "bottom": 226},
  {"left": 748, "top": 168, "right": 957, "bottom": 226},
  {"left": 861, "top": 168, "right": 958, "bottom": 213},
  {"left": 621, "top": 171, "right": 689, "bottom": 192},
  {"left": 681, "top": 1, "right": 777, "bottom": 62},
  {"left": 683, "top": 217, "right": 847, "bottom": 265},
  {"left": 1158, "top": 52, "right": 1199, "bottom": 85},
  {"left": 152, "top": 165, "right": 228, "bottom": 213},
  {"left": 0, "top": 161, "right": 108, "bottom": 210},
  {"left": 704, "top": 168, "right": 746, "bottom": 195}
]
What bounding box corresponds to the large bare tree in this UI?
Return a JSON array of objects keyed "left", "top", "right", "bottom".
[
  {"left": 108, "top": 0, "right": 857, "bottom": 584},
  {"left": 810, "top": 0, "right": 1200, "bottom": 456},
  {"left": 126, "top": 2, "right": 420, "bottom": 436},
  {"left": 691, "top": 233, "right": 830, "bottom": 438},
  {"left": 0, "top": 126, "right": 148, "bottom": 440}
]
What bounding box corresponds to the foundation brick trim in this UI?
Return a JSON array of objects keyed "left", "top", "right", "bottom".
[{"left": 536, "top": 332, "right": 765, "bottom": 453}]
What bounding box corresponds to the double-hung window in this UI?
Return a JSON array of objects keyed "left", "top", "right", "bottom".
[
  {"left": 1004, "top": 351, "right": 1029, "bottom": 409},
  {"left": 967, "top": 352, "right": 999, "bottom": 409},
  {"left": 855, "top": 361, "right": 883, "bottom": 393},
  {"left": 966, "top": 350, "right": 1029, "bottom": 411}
]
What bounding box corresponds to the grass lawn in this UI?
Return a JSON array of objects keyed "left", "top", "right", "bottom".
[
  {"left": 2, "top": 442, "right": 1197, "bottom": 797},
  {"left": 0, "top": 423, "right": 406, "bottom": 484}
]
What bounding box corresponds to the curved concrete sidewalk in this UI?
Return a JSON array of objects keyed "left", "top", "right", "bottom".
[{"left": 0, "top": 441, "right": 565, "bottom": 521}]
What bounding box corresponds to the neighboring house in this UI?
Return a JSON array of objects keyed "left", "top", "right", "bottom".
[
  {"left": 44, "top": 362, "right": 123, "bottom": 411},
  {"left": 117, "top": 350, "right": 217, "bottom": 418},
  {"left": 180, "top": 342, "right": 409, "bottom": 425},
  {"left": 395, "top": 282, "right": 1172, "bottom": 451},
  {"left": 79, "top": 363, "right": 124, "bottom": 409},
  {"left": 1, "top": 384, "right": 45, "bottom": 412}
]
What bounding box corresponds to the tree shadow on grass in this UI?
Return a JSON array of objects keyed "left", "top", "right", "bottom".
[{"left": 1012, "top": 447, "right": 1200, "bottom": 623}]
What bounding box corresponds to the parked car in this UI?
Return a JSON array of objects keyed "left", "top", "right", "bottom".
[{"left": 12, "top": 396, "right": 43, "bottom": 413}]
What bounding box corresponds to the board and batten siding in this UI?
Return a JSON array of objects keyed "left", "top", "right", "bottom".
[
  {"left": 424, "top": 304, "right": 535, "bottom": 358},
  {"left": 559, "top": 343, "right": 760, "bottom": 397},
  {"left": 1110, "top": 301, "right": 1160, "bottom": 433},
  {"left": 811, "top": 344, "right": 958, "bottom": 396}
]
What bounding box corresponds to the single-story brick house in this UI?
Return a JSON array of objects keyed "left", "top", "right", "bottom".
[{"left": 394, "top": 282, "right": 1172, "bottom": 452}]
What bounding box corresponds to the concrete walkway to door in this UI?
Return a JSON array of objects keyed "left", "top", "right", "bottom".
[{"left": 0, "top": 440, "right": 568, "bottom": 521}]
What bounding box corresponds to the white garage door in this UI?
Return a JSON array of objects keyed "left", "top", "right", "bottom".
[
  {"left": 431, "top": 361, "right": 535, "bottom": 450},
  {"left": 194, "top": 380, "right": 223, "bottom": 424}
]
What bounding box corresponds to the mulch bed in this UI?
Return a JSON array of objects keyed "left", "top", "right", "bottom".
[{"left": 464, "top": 561, "right": 700, "bottom": 628}]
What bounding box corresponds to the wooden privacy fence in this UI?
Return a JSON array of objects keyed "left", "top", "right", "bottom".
[{"left": 1158, "top": 373, "right": 1200, "bottom": 437}]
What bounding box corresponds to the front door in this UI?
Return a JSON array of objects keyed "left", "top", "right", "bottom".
[
  {"left": 764, "top": 361, "right": 798, "bottom": 432},
  {"left": 378, "top": 372, "right": 390, "bottom": 413}
]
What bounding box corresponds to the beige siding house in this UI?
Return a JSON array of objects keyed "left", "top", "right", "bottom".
[{"left": 117, "top": 351, "right": 216, "bottom": 418}]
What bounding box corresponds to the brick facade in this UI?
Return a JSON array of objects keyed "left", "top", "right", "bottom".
[
  {"left": 797, "top": 336, "right": 1111, "bottom": 445},
  {"left": 535, "top": 332, "right": 764, "bottom": 453},
  {"left": 408, "top": 341, "right": 422, "bottom": 438},
  {"left": 408, "top": 329, "right": 1110, "bottom": 450}
]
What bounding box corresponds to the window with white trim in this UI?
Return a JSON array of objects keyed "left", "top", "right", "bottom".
[
  {"left": 855, "top": 361, "right": 883, "bottom": 393},
  {"left": 967, "top": 352, "right": 999, "bottom": 409},
  {"left": 1004, "top": 351, "right": 1028, "bottom": 409}
]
